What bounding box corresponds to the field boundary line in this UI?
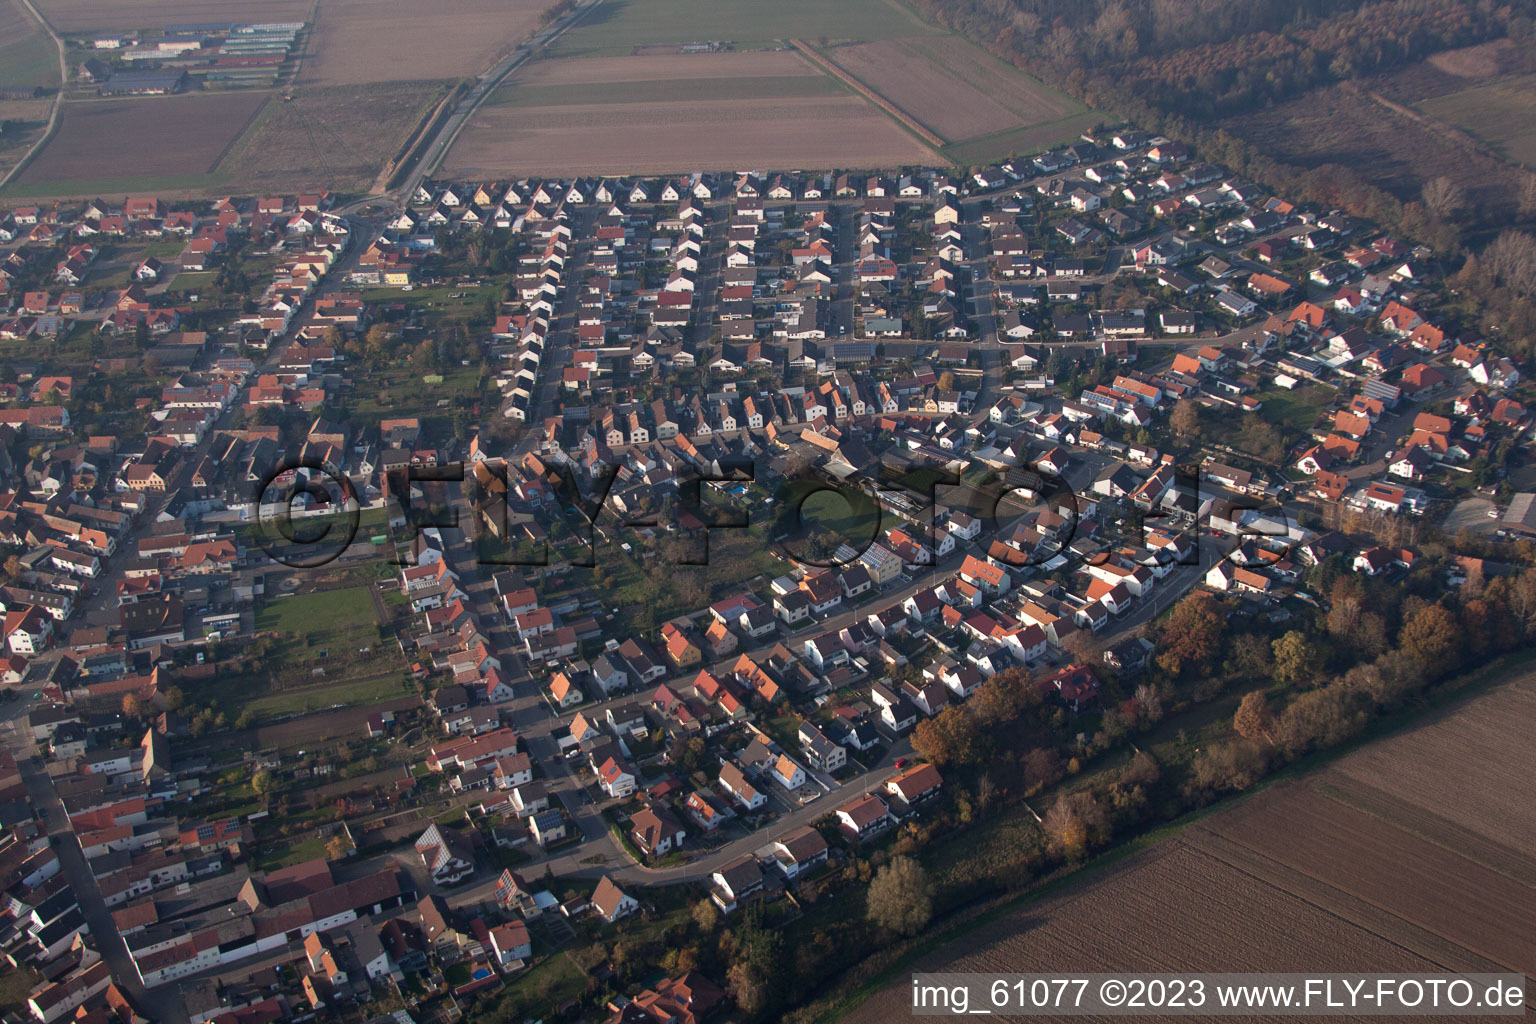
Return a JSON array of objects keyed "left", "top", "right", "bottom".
[
  {"left": 207, "top": 94, "right": 273, "bottom": 174},
  {"left": 789, "top": 39, "right": 947, "bottom": 150},
  {"left": 0, "top": 0, "right": 66, "bottom": 194}
]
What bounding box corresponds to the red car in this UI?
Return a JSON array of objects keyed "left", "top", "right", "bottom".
[{"left": 894, "top": 757, "right": 909, "bottom": 770}]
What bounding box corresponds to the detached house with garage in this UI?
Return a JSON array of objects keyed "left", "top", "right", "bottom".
[
  {"left": 415, "top": 823, "right": 475, "bottom": 886},
  {"left": 770, "top": 825, "right": 830, "bottom": 879},
  {"left": 592, "top": 876, "right": 638, "bottom": 923},
  {"left": 836, "top": 793, "right": 894, "bottom": 841}
]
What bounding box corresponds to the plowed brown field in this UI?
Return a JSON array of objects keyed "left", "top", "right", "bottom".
[
  {"left": 829, "top": 36, "right": 1084, "bottom": 144},
  {"left": 447, "top": 96, "right": 937, "bottom": 177},
  {"left": 843, "top": 667, "right": 1536, "bottom": 1024},
  {"left": 299, "top": 0, "right": 548, "bottom": 87}
]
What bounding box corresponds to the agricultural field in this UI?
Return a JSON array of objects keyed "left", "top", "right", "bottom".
[
  {"left": 212, "top": 80, "right": 452, "bottom": 195},
  {"left": 447, "top": 50, "right": 937, "bottom": 176},
  {"left": 298, "top": 0, "right": 549, "bottom": 87},
  {"left": 0, "top": 97, "right": 51, "bottom": 182},
  {"left": 30, "top": 0, "right": 309, "bottom": 32},
  {"left": 1325, "top": 673, "right": 1536, "bottom": 855},
  {"left": 481, "top": 50, "right": 846, "bottom": 107},
  {"left": 0, "top": 0, "right": 56, "bottom": 91},
  {"left": 843, "top": 669, "right": 1536, "bottom": 1022},
  {"left": 826, "top": 35, "right": 1088, "bottom": 147},
  {"left": 547, "top": 0, "right": 939, "bottom": 58},
  {"left": 7, "top": 91, "right": 265, "bottom": 197},
  {"left": 1416, "top": 73, "right": 1536, "bottom": 169}
]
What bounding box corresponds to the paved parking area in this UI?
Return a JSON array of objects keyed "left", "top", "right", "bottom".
[{"left": 1445, "top": 496, "right": 1498, "bottom": 535}]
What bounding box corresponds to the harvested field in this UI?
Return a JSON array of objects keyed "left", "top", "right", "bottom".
[
  {"left": 1417, "top": 73, "right": 1536, "bottom": 169},
  {"left": 299, "top": 0, "right": 548, "bottom": 87},
  {"left": 8, "top": 92, "right": 265, "bottom": 197},
  {"left": 1325, "top": 672, "right": 1536, "bottom": 855},
  {"left": 827, "top": 36, "right": 1086, "bottom": 144},
  {"left": 1204, "top": 785, "right": 1536, "bottom": 975},
  {"left": 846, "top": 842, "right": 1453, "bottom": 1023},
  {"left": 517, "top": 49, "right": 824, "bottom": 84},
  {"left": 496, "top": 48, "right": 826, "bottom": 87},
  {"left": 216, "top": 80, "right": 450, "bottom": 194},
  {"left": 843, "top": 667, "right": 1536, "bottom": 1023},
  {"left": 448, "top": 96, "right": 937, "bottom": 177},
  {"left": 548, "top": 0, "right": 937, "bottom": 57},
  {"left": 0, "top": 0, "right": 35, "bottom": 45},
  {"left": 32, "top": 0, "right": 309, "bottom": 33},
  {"left": 0, "top": 0, "right": 56, "bottom": 91},
  {"left": 485, "top": 51, "right": 845, "bottom": 107}
]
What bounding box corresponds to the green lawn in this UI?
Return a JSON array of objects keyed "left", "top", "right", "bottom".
[
  {"left": 255, "top": 586, "right": 375, "bottom": 637},
  {"left": 4, "top": 173, "right": 229, "bottom": 199},
  {"left": 237, "top": 673, "right": 413, "bottom": 720},
  {"left": 800, "top": 487, "right": 881, "bottom": 545},
  {"left": 550, "top": 0, "right": 938, "bottom": 56},
  {"left": 942, "top": 110, "right": 1105, "bottom": 167},
  {"left": 1257, "top": 385, "right": 1330, "bottom": 432},
  {"left": 254, "top": 835, "right": 328, "bottom": 871}
]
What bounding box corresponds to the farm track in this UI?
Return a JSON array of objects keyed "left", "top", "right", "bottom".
[{"left": 789, "top": 39, "right": 947, "bottom": 149}]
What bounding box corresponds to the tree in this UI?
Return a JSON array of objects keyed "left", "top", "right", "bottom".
[
  {"left": 1021, "top": 747, "right": 1063, "bottom": 793},
  {"left": 1155, "top": 595, "right": 1225, "bottom": 676},
  {"left": 1232, "top": 691, "right": 1274, "bottom": 745},
  {"left": 1397, "top": 602, "right": 1459, "bottom": 667},
  {"left": 866, "top": 855, "right": 933, "bottom": 936},
  {"left": 325, "top": 834, "right": 354, "bottom": 859},
  {"left": 1519, "top": 174, "right": 1536, "bottom": 219},
  {"left": 251, "top": 770, "right": 277, "bottom": 796},
  {"left": 1188, "top": 740, "right": 1266, "bottom": 798},
  {"left": 690, "top": 898, "right": 720, "bottom": 934},
  {"left": 970, "top": 666, "right": 1037, "bottom": 725},
  {"left": 121, "top": 694, "right": 146, "bottom": 718},
  {"left": 1043, "top": 791, "right": 1107, "bottom": 860},
  {"left": 1271, "top": 630, "right": 1319, "bottom": 686},
  {"left": 910, "top": 704, "right": 978, "bottom": 766},
  {"left": 937, "top": 370, "right": 956, "bottom": 391},
  {"left": 727, "top": 961, "right": 769, "bottom": 1016},
  {"left": 1275, "top": 686, "right": 1368, "bottom": 757},
  {"left": 1170, "top": 398, "right": 1201, "bottom": 438},
  {"left": 1421, "top": 176, "right": 1466, "bottom": 220}
]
